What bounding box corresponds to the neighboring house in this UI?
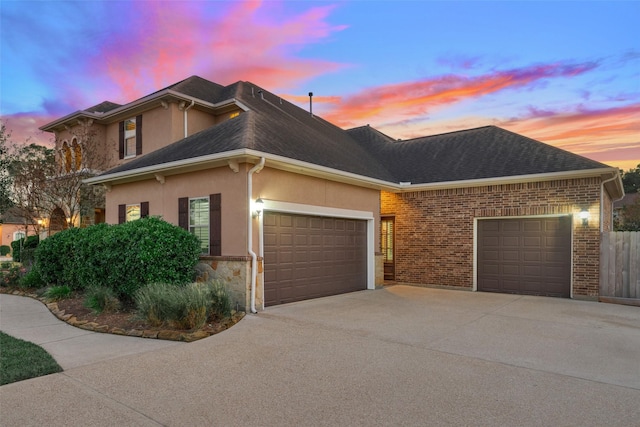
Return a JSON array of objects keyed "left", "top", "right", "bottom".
[
  {"left": 0, "top": 207, "right": 39, "bottom": 253},
  {"left": 41, "top": 76, "right": 624, "bottom": 311}
]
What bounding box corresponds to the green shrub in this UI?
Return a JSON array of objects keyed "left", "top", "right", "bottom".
[
  {"left": 36, "top": 227, "right": 83, "bottom": 289},
  {"left": 43, "top": 285, "right": 72, "bottom": 301},
  {"left": 19, "top": 268, "right": 45, "bottom": 288},
  {"left": 1, "top": 261, "right": 12, "bottom": 269},
  {"left": 84, "top": 285, "right": 120, "bottom": 314},
  {"left": 134, "top": 282, "right": 182, "bottom": 326},
  {"left": 204, "top": 280, "right": 232, "bottom": 319},
  {"left": 10, "top": 239, "right": 21, "bottom": 262},
  {"left": 0, "top": 245, "right": 10, "bottom": 256},
  {"left": 34, "top": 217, "right": 201, "bottom": 300},
  {"left": 11, "top": 236, "right": 39, "bottom": 263},
  {"left": 134, "top": 280, "right": 230, "bottom": 330}
]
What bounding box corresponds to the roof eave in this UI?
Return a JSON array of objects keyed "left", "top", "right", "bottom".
[
  {"left": 392, "top": 168, "right": 620, "bottom": 192},
  {"left": 83, "top": 149, "right": 398, "bottom": 191},
  {"left": 40, "top": 90, "right": 249, "bottom": 132}
]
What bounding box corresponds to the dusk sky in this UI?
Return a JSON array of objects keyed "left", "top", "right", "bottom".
[{"left": 1, "top": 0, "right": 639, "bottom": 170}]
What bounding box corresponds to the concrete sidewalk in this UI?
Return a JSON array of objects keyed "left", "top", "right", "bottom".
[
  {"left": 0, "top": 294, "right": 182, "bottom": 370},
  {"left": 1, "top": 286, "right": 639, "bottom": 426}
]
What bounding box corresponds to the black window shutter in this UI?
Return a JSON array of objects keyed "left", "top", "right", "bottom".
[
  {"left": 178, "top": 197, "right": 189, "bottom": 230},
  {"left": 141, "top": 201, "right": 149, "bottom": 218},
  {"left": 118, "top": 121, "right": 124, "bottom": 159},
  {"left": 210, "top": 193, "right": 221, "bottom": 256},
  {"left": 135, "top": 115, "right": 142, "bottom": 155},
  {"left": 118, "top": 204, "right": 126, "bottom": 224}
]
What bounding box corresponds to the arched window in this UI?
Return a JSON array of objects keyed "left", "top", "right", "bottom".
[
  {"left": 72, "top": 138, "right": 82, "bottom": 171},
  {"left": 63, "top": 142, "right": 72, "bottom": 173}
]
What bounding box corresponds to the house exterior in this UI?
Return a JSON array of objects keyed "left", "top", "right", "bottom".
[
  {"left": 0, "top": 207, "right": 40, "bottom": 254},
  {"left": 41, "top": 76, "right": 624, "bottom": 311}
]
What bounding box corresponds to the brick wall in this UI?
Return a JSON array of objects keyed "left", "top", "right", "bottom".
[{"left": 381, "top": 177, "right": 603, "bottom": 297}]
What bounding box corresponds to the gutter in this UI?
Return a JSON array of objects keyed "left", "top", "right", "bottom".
[
  {"left": 182, "top": 100, "right": 195, "bottom": 138},
  {"left": 600, "top": 171, "right": 625, "bottom": 232},
  {"left": 247, "top": 157, "right": 265, "bottom": 313}
]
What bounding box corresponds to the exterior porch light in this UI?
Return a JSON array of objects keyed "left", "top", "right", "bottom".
[
  {"left": 579, "top": 209, "right": 590, "bottom": 227},
  {"left": 254, "top": 198, "right": 264, "bottom": 216}
]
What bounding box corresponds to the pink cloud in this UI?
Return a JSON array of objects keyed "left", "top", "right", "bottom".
[
  {"left": 321, "top": 61, "right": 599, "bottom": 128},
  {"left": 90, "top": 1, "right": 348, "bottom": 103},
  {"left": 0, "top": 114, "right": 56, "bottom": 148}
]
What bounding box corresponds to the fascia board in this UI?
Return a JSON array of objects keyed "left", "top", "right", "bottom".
[
  {"left": 41, "top": 92, "right": 247, "bottom": 131},
  {"left": 393, "top": 168, "right": 619, "bottom": 192},
  {"left": 82, "top": 149, "right": 251, "bottom": 185},
  {"left": 83, "top": 148, "right": 397, "bottom": 190},
  {"left": 83, "top": 148, "right": 618, "bottom": 194}
]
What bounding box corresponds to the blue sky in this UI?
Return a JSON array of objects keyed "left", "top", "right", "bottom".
[{"left": 1, "top": 0, "right": 638, "bottom": 169}]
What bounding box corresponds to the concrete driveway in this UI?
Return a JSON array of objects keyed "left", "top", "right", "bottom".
[{"left": 1, "top": 285, "right": 639, "bottom": 426}]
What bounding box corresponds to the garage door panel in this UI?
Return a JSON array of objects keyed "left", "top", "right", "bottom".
[
  {"left": 478, "top": 217, "right": 570, "bottom": 297},
  {"left": 264, "top": 212, "right": 367, "bottom": 306}
]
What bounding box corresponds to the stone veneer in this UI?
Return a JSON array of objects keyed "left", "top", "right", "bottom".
[
  {"left": 381, "top": 177, "right": 606, "bottom": 298},
  {"left": 196, "top": 256, "right": 263, "bottom": 311}
]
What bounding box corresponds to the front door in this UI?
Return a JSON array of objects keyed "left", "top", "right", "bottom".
[{"left": 381, "top": 217, "right": 395, "bottom": 281}]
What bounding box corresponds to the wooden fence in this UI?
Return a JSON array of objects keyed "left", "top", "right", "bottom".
[{"left": 600, "top": 231, "right": 640, "bottom": 306}]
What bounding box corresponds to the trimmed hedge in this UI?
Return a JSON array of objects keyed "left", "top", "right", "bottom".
[
  {"left": 11, "top": 235, "right": 39, "bottom": 263},
  {"left": 0, "top": 245, "right": 10, "bottom": 256},
  {"left": 35, "top": 217, "right": 201, "bottom": 299}
]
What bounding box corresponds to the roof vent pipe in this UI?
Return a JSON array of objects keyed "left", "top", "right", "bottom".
[
  {"left": 258, "top": 90, "right": 264, "bottom": 100},
  {"left": 309, "top": 92, "right": 313, "bottom": 116}
]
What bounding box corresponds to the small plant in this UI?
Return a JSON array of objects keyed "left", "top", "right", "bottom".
[
  {"left": 0, "top": 245, "right": 10, "bottom": 256},
  {"left": 1, "top": 261, "right": 13, "bottom": 269},
  {"left": 19, "top": 268, "right": 45, "bottom": 289},
  {"left": 1, "top": 265, "right": 26, "bottom": 287},
  {"left": 134, "top": 283, "right": 181, "bottom": 326},
  {"left": 84, "top": 286, "right": 120, "bottom": 314},
  {"left": 44, "top": 285, "right": 72, "bottom": 301},
  {"left": 204, "top": 280, "right": 232, "bottom": 319},
  {"left": 134, "top": 281, "right": 231, "bottom": 330}
]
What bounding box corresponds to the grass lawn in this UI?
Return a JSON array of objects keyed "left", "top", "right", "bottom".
[{"left": 0, "top": 332, "right": 62, "bottom": 385}]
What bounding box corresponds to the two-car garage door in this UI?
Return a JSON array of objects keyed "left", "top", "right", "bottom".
[
  {"left": 263, "top": 212, "right": 367, "bottom": 306},
  {"left": 477, "top": 216, "right": 572, "bottom": 298}
]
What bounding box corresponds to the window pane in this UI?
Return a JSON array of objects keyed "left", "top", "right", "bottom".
[
  {"left": 126, "top": 204, "right": 140, "bottom": 222},
  {"left": 125, "top": 137, "right": 136, "bottom": 157},
  {"left": 189, "top": 198, "right": 209, "bottom": 253}
]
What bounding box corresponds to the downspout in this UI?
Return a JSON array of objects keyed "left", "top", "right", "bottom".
[
  {"left": 600, "top": 172, "right": 624, "bottom": 232},
  {"left": 183, "top": 100, "right": 195, "bottom": 138},
  {"left": 248, "top": 158, "right": 266, "bottom": 313}
]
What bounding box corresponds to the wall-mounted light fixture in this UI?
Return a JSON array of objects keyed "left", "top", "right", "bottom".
[
  {"left": 254, "top": 198, "right": 264, "bottom": 217},
  {"left": 579, "top": 209, "right": 590, "bottom": 227}
]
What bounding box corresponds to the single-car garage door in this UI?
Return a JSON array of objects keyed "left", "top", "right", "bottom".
[
  {"left": 263, "top": 212, "right": 367, "bottom": 306},
  {"left": 477, "top": 216, "right": 571, "bottom": 297}
]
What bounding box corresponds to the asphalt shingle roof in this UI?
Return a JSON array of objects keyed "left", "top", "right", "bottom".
[{"left": 98, "top": 76, "right": 611, "bottom": 185}]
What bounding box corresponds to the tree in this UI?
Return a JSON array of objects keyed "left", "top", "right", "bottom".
[
  {"left": 615, "top": 197, "right": 640, "bottom": 231},
  {"left": 8, "top": 143, "right": 56, "bottom": 235},
  {"left": 0, "top": 122, "right": 15, "bottom": 215},
  {"left": 6, "top": 120, "right": 107, "bottom": 234},
  {"left": 621, "top": 164, "right": 640, "bottom": 194}
]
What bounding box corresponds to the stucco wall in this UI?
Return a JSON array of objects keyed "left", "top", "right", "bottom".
[{"left": 381, "top": 177, "right": 603, "bottom": 298}]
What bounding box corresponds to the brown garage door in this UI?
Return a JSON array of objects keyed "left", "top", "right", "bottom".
[
  {"left": 263, "top": 212, "right": 367, "bottom": 306},
  {"left": 478, "top": 216, "right": 571, "bottom": 297}
]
